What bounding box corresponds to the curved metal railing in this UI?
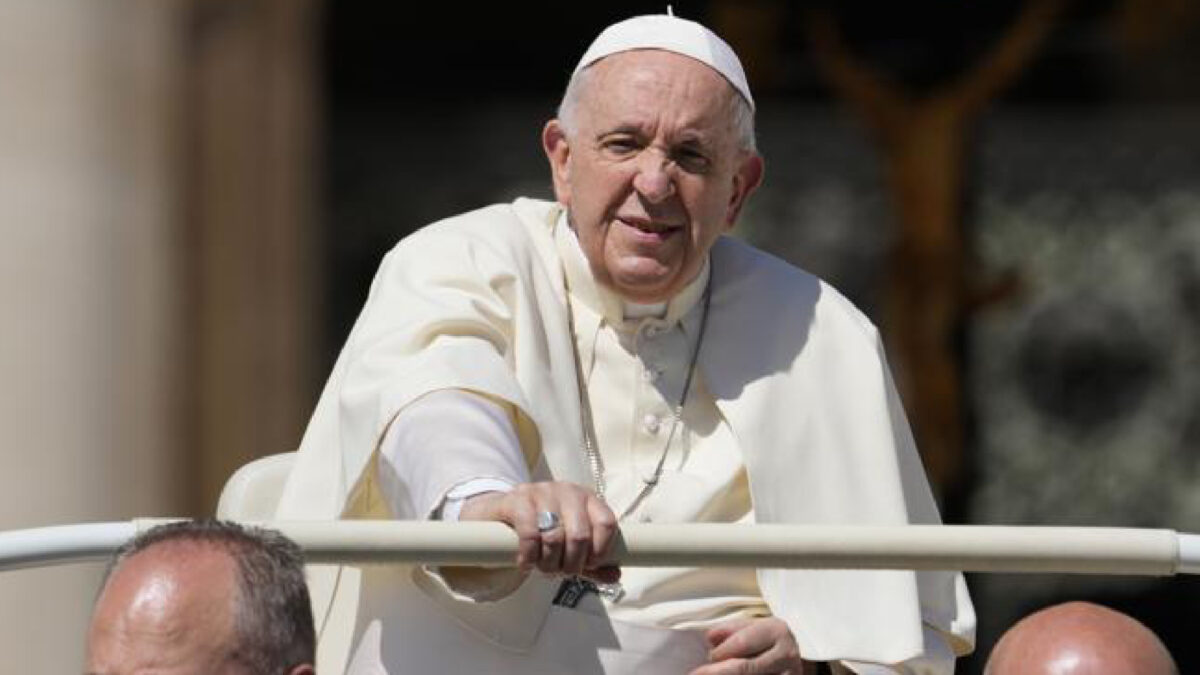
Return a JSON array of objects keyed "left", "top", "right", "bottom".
[{"left": 2, "top": 520, "right": 1199, "bottom": 576}]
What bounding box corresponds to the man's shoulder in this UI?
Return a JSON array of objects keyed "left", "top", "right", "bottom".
[
  {"left": 713, "top": 235, "right": 814, "bottom": 288},
  {"left": 410, "top": 198, "right": 557, "bottom": 245},
  {"left": 369, "top": 196, "right": 561, "bottom": 289},
  {"left": 712, "top": 236, "right": 877, "bottom": 340},
  {"left": 383, "top": 198, "right": 559, "bottom": 271}
]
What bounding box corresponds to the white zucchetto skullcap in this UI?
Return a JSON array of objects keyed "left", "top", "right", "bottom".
[{"left": 573, "top": 13, "right": 755, "bottom": 111}]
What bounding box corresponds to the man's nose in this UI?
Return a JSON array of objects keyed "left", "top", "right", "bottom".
[{"left": 631, "top": 150, "right": 675, "bottom": 203}]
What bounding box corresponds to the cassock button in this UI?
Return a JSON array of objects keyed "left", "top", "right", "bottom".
[{"left": 642, "top": 414, "right": 661, "bottom": 434}]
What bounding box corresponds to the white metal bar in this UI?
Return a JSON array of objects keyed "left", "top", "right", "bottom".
[
  {"left": 1178, "top": 533, "right": 1200, "bottom": 574},
  {"left": 0, "top": 522, "right": 136, "bottom": 571},
  {"left": 257, "top": 522, "right": 1182, "bottom": 575},
  {"left": 0, "top": 521, "right": 1193, "bottom": 576}
]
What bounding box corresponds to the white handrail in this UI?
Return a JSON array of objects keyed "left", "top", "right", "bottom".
[
  {"left": 2, "top": 520, "right": 1199, "bottom": 576},
  {"left": 0, "top": 522, "right": 137, "bottom": 571}
]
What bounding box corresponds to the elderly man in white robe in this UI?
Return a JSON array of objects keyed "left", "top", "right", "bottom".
[{"left": 277, "top": 13, "right": 976, "bottom": 675}]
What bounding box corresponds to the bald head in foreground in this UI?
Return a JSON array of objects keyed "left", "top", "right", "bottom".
[
  {"left": 985, "top": 601, "right": 1177, "bottom": 675},
  {"left": 85, "top": 519, "right": 315, "bottom": 675}
]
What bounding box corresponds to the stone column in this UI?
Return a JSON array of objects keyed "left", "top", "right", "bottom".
[
  {"left": 0, "top": 1, "right": 186, "bottom": 671},
  {"left": 0, "top": 0, "right": 319, "bottom": 670}
]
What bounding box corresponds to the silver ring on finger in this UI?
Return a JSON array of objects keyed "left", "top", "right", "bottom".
[{"left": 536, "top": 510, "right": 561, "bottom": 533}]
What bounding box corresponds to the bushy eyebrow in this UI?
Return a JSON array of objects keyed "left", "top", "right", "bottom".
[
  {"left": 675, "top": 128, "right": 714, "bottom": 146},
  {"left": 594, "top": 123, "right": 646, "bottom": 140},
  {"left": 596, "top": 124, "right": 716, "bottom": 152}
]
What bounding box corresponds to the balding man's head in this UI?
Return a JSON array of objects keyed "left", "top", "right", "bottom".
[
  {"left": 85, "top": 520, "right": 315, "bottom": 675},
  {"left": 985, "top": 601, "right": 1177, "bottom": 675},
  {"left": 87, "top": 539, "right": 247, "bottom": 674}
]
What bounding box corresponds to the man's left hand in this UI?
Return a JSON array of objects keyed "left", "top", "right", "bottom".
[{"left": 689, "top": 617, "right": 811, "bottom": 675}]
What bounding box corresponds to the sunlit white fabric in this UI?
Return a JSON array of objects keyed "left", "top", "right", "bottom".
[{"left": 276, "top": 198, "right": 976, "bottom": 672}]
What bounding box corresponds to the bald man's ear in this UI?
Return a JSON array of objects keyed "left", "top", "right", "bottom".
[
  {"left": 287, "top": 664, "right": 314, "bottom": 675},
  {"left": 724, "top": 152, "right": 764, "bottom": 229},
  {"left": 542, "top": 120, "right": 572, "bottom": 206}
]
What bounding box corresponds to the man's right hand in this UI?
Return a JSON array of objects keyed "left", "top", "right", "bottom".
[{"left": 459, "top": 481, "right": 621, "bottom": 583}]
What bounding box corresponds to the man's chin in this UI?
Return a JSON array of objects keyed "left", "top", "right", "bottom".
[{"left": 609, "top": 276, "right": 676, "bottom": 304}]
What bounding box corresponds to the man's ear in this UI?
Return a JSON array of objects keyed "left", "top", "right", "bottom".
[
  {"left": 286, "top": 664, "right": 315, "bottom": 675},
  {"left": 724, "top": 152, "right": 765, "bottom": 229},
  {"left": 542, "top": 119, "right": 572, "bottom": 206}
]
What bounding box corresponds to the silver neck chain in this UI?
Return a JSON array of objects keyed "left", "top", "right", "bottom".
[{"left": 561, "top": 262, "right": 714, "bottom": 521}]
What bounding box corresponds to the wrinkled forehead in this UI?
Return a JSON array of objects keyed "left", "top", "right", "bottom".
[
  {"left": 584, "top": 49, "right": 740, "bottom": 121},
  {"left": 100, "top": 543, "right": 241, "bottom": 630}
]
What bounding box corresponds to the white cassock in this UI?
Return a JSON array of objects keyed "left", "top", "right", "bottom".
[{"left": 276, "top": 198, "right": 976, "bottom": 674}]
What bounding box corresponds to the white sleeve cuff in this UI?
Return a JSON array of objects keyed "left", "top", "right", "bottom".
[{"left": 439, "top": 477, "right": 516, "bottom": 521}]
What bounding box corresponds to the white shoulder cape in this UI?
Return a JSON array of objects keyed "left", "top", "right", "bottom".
[{"left": 277, "top": 198, "right": 975, "bottom": 668}]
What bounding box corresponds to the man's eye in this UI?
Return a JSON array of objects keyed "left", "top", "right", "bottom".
[
  {"left": 602, "top": 138, "right": 640, "bottom": 154},
  {"left": 673, "top": 148, "right": 711, "bottom": 172}
]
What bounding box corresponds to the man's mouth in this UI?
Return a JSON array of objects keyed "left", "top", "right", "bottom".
[{"left": 617, "top": 217, "right": 683, "bottom": 237}]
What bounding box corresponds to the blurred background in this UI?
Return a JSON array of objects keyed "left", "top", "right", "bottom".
[{"left": 1, "top": 0, "right": 1198, "bottom": 671}]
